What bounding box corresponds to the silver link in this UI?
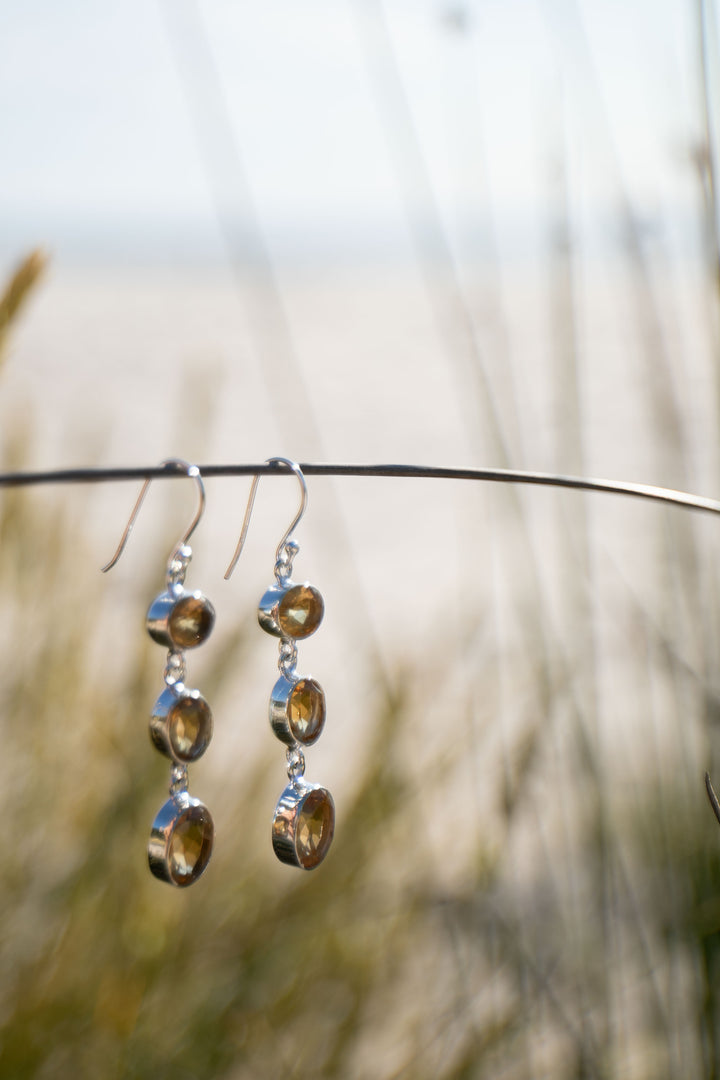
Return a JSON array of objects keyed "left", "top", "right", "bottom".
[
  {"left": 278, "top": 639, "right": 298, "bottom": 677},
  {"left": 164, "top": 650, "right": 186, "bottom": 686},
  {"left": 170, "top": 764, "right": 189, "bottom": 794},
  {"left": 286, "top": 745, "right": 306, "bottom": 781},
  {"left": 274, "top": 539, "right": 299, "bottom": 583},
  {"left": 167, "top": 543, "right": 192, "bottom": 589}
]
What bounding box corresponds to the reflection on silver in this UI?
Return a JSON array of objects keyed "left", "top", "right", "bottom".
[
  {"left": 269, "top": 673, "right": 326, "bottom": 747},
  {"left": 257, "top": 581, "right": 324, "bottom": 640},
  {"left": 148, "top": 791, "right": 214, "bottom": 887},
  {"left": 272, "top": 779, "right": 335, "bottom": 870},
  {"left": 146, "top": 587, "right": 216, "bottom": 650},
  {"left": 150, "top": 683, "right": 213, "bottom": 763}
]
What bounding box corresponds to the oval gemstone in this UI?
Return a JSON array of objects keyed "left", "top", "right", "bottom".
[
  {"left": 168, "top": 804, "right": 213, "bottom": 885},
  {"left": 288, "top": 678, "right": 325, "bottom": 745},
  {"left": 295, "top": 788, "right": 334, "bottom": 869},
  {"left": 169, "top": 695, "right": 212, "bottom": 762},
  {"left": 278, "top": 584, "right": 324, "bottom": 639},
  {"left": 169, "top": 594, "right": 215, "bottom": 649}
]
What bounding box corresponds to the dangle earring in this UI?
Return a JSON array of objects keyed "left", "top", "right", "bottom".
[
  {"left": 226, "top": 457, "right": 334, "bottom": 870},
  {"left": 103, "top": 460, "right": 216, "bottom": 887}
]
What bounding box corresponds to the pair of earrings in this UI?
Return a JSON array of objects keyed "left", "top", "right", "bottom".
[{"left": 103, "top": 458, "right": 334, "bottom": 887}]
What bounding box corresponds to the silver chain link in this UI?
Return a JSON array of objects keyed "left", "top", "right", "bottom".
[
  {"left": 170, "top": 763, "right": 188, "bottom": 795},
  {"left": 286, "top": 745, "right": 306, "bottom": 781},
  {"left": 164, "top": 650, "right": 186, "bottom": 686},
  {"left": 166, "top": 543, "right": 192, "bottom": 589},
  {"left": 274, "top": 539, "right": 299, "bottom": 584},
  {"left": 274, "top": 541, "right": 313, "bottom": 787},
  {"left": 278, "top": 638, "right": 298, "bottom": 677}
]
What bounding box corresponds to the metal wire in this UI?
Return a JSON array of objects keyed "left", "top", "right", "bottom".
[
  {"left": 6, "top": 455, "right": 720, "bottom": 823},
  {"left": 0, "top": 462, "right": 719, "bottom": 517}
]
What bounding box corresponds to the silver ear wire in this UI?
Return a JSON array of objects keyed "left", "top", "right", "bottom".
[
  {"left": 101, "top": 459, "right": 206, "bottom": 572},
  {"left": 224, "top": 457, "right": 308, "bottom": 580}
]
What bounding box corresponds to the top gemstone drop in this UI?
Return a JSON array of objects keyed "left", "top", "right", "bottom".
[
  {"left": 278, "top": 584, "right": 324, "bottom": 639},
  {"left": 168, "top": 594, "right": 215, "bottom": 649}
]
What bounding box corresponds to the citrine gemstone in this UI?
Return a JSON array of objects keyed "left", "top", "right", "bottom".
[
  {"left": 168, "top": 805, "right": 213, "bottom": 885},
  {"left": 168, "top": 594, "right": 215, "bottom": 649},
  {"left": 295, "top": 788, "right": 334, "bottom": 869},
  {"left": 288, "top": 678, "right": 325, "bottom": 745},
  {"left": 168, "top": 695, "right": 212, "bottom": 762},
  {"left": 278, "top": 584, "right": 324, "bottom": 639}
]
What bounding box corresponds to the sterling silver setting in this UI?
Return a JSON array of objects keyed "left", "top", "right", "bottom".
[
  {"left": 150, "top": 682, "right": 213, "bottom": 764},
  {"left": 271, "top": 779, "right": 335, "bottom": 870},
  {"left": 257, "top": 581, "right": 325, "bottom": 640},
  {"left": 148, "top": 790, "right": 214, "bottom": 887},
  {"left": 146, "top": 585, "right": 216, "bottom": 650},
  {"left": 269, "top": 672, "right": 326, "bottom": 747}
]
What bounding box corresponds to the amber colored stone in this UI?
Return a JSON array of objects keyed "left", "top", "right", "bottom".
[
  {"left": 288, "top": 678, "right": 325, "bottom": 745},
  {"left": 168, "top": 806, "right": 213, "bottom": 884},
  {"left": 169, "top": 594, "right": 215, "bottom": 649},
  {"left": 296, "top": 788, "right": 334, "bottom": 869},
  {"left": 278, "top": 584, "right": 324, "bottom": 639},
  {"left": 169, "top": 696, "right": 212, "bottom": 762}
]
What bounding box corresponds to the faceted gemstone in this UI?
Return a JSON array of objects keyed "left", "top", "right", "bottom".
[
  {"left": 168, "top": 805, "right": 213, "bottom": 885},
  {"left": 295, "top": 788, "right": 334, "bottom": 869},
  {"left": 169, "top": 593, "right": 215, "bottom": 649},
  {"left": 168, "top": 695, "right": 212, "bottom": 762},
  {"left": 278, "top": 584, "right": 324, "bottom": 639},
  {"left": 288, "top": 678, "right": 325, "bottom": 745}
]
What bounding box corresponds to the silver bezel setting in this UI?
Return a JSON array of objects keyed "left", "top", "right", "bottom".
[
  {"left": 150, "top": 683, "right": 213, "bottom": 763},
  {"left": 257, "top": 580, "right": 324, "bottom": 640},
  {"left": 271, "top": 779, "right": 335, "bottom": 870},
  {"left": 147, "top": 791, "right": 214, "bottom": 887},
  {"left": 146, "top": 586, "right": 216, "bottom": 650},
  {"left": 269, "top": 673, "right": 326, "bottom": 747}
]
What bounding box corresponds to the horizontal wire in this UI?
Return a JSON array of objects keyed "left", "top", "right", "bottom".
[{"left": 0, "top": 461, "right": 718, "bottom": 517}]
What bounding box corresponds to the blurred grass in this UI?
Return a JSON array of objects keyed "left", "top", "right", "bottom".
[
  {"left": 0, "top": 250, "right": 47, "bottom": 365},
  {"left": 0, "top": 269, "right": 719, "bottom": 1080},
  {"left": 2, "top": 15, "right": 720, "bottom": 1078}
]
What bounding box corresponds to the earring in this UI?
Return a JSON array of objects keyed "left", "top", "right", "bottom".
[
  {"left": 103, "top": 459, "right": 216, "bottom": 887},
  {"left": 226, "top": 457, "right": 335, "bottom": 870}
]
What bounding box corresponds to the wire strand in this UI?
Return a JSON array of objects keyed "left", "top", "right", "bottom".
[{"left": 0, "top": 462, "right": 718, "bottom": 517}]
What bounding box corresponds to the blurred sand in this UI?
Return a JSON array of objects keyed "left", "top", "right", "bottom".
[{"left": 2, "top": 257, "right": 718, "bottom": 792}]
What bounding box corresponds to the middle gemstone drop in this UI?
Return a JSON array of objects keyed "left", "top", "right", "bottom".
[
  {"left": 288, "top": 678, "right": 326, "bottom": 744},
  {"left": 169, "top": 694, "right": 213, "bottom": 761}
]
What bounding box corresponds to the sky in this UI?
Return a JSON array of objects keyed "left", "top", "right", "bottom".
[{"left": 0, "top": 0, "right": 717, "bottom": 265}]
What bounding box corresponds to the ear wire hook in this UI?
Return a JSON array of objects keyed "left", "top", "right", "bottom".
[
  {"left": 101, "top": 459, "right": 206, "bottom": 572},
  {"left": 224, "top": 457, "right": 308, "bottom": 580}
]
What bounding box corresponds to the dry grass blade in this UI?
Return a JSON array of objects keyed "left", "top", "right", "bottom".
[{"left": 0, "top": 249, "right": 48, "bottom": 362}]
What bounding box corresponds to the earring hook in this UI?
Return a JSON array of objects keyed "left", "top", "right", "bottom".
[
  {"left": 224, "top": 457, "right": 308, "bottom": 580},
  {"left": 101, "top": 459, "right": 206, "bottom": 572}
]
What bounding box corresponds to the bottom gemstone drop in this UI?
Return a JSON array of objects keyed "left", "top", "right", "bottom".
[
  {"left": 148, "top": 793, "right": 214, "bottom": 887},
  {"left": 272, "top": 781, "right": 334, "bottom": 870}
]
